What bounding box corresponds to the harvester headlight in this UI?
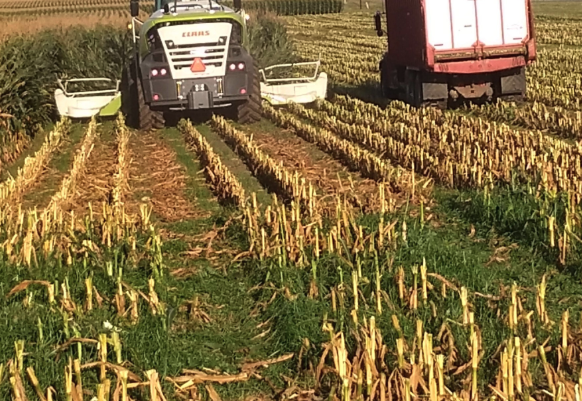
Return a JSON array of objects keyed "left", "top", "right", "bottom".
[
  {"left": 151, "top": 69, "right": 159, "bottom": 77},
  {"left": 166, "top": 40, "right": 175, "bottom": 49},
  {"left": 238, "top": 63, "right": 245, "bottom": 70},
  {"left": 229, "top": 63, "right": 236, "bottom": 71},
  {"left": 161, "top": 68, "right": 167, "bottom": 76},
  {"left": 245, "top": 14, "right": 250, "bottom": 21}
]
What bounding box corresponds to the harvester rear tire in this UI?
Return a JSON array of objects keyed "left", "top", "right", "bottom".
[
  {"left": 121, "top": 59, "right": 165, "bottom": 131},
  {"left": 136, "top": 77, "right": 165, "bottom": 130},
  {"left": 121, "top": 64, "right": 137, "bottom": 127},
  {"left": 236, "top": 60, "right": 262, "bottom": 124},
  {"left": 136, "top": 72, "right": 165, "bottom": 131}
]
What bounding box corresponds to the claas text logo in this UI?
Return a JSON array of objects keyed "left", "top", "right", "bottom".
[{"left": 182, "top": 31, "right": 210, "bottom": 37}]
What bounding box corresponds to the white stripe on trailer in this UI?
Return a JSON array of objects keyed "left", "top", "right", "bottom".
[{"left": 157, "top": 22, "right": 232, "bottom": 79}]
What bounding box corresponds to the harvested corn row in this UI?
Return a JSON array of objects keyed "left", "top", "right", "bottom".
[
  {"left": 111, "top": 113, "right": 131, "bottom": 210},
  {"left": 179, "top": 118, "right": 247, "bottom": 207},
  {"left": 0, "top": 117, "right": 71, "bottom": 206},
  {"left": 44, "top": 117, "right": 99, "bottom": 217},
  {"left": 210, "top": 114, "right": 318, "bottom": 213},
  {"left": 264, "top": 102, "right": 420, "bottom": 193}
]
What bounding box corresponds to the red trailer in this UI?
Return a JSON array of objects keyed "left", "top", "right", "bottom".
[{"left": 373, "top": 0, "right": 536, "bottom": 108}]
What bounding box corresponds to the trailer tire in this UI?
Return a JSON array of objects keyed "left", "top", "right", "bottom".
[
  {"left": 121, "top": 58, "right": 165, "bottom": 131},
  {"left": 403, "top": 70, "right": 422, "bottom": 108},
  {"left": 380, "top": 72, "right": 398, "bottom": 99},
  {"left": 236, "top": 60, "right": 262, "bottom": 124},
  {"left": 379, "top": 58, "right": 398, "bottom": 99}
]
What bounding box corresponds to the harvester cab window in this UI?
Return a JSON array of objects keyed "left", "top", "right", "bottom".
[
  {"left": 230, "top": 22, "right": 242, "bottom": 45},
  {"left": 157, "top": 0, "right": 223, "bottom": 12},
  {"left": 147, "top": 28, "right": 164, "bottom": 51}
]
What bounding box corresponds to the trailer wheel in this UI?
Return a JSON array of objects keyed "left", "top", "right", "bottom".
[
  {"left": 121, "top": 58, "right": 165, "bottom": 131},
  {"left": 496, "top": 67, "right": 526, "bottom": 105},
  {"left": 236, "top": 60, "right": 262, "bottom": 124}
]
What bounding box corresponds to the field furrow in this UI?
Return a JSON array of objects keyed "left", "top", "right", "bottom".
[
  {"left": 236, "top": 120, "right": 385, "bottom": 212},
  {"left": 126, "top": 129, "right": 204, "bottom": 223},
  {"left": 210, "top": 115, "right": 316, "bottom": 210},
  {"left": 61, "top": 123, "right": 118, "bottom": 218},
  {"left": 179, "top": 119, "right": 247, "bottom": 207},
  {"left": 263, "top": 103, "right": 419, "bottom": 194}
]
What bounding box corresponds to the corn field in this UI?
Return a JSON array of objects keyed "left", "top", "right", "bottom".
[{"left": 2, "top": 4, "right": 582, "bottom": 401}]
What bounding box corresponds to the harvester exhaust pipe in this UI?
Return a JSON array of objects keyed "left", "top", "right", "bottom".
[
  {"left": 374, "top": 11, "right": 383, "bottom": 37},
  {"left": 233, "top": 0, "right": 241, "bottom": 11},
  {"left": 130, "top": 0, "right": 139, "bottom": 17}
]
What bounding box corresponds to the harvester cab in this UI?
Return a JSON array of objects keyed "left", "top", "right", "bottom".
[{"left": 54, "top": 0, "right": 328, "bottom": 128}]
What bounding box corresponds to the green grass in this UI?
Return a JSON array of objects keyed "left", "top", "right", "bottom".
[
  {"left": 195, "top": 123, "right": 272, "bottom": 207},
  {"left": 2, "top": 118, "right": 581, "bottom": 399},
  {"left": 0, "top": 225, "right": 292, "bottom": 400},
  {"left": 240, "top": 196, "right": 575, "bottom": 392}
]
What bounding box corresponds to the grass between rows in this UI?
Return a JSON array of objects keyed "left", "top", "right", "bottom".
[
  {"left": 155, "top": 119, "right": 580, "bottom": 393},
  {"left": 0, "top": 107, "right": 582, "bottom": 399},
  {"left": 1, "top": 115, "right": 580, "bottom": 399}
]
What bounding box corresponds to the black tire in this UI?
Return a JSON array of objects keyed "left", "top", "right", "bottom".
[
  {"left": 379, "top": 58, "right": 398, "bottom": 100},
  {"left": 236, "top": 60, "right": 262, "bottom": 124},
  {"left": 404, "top": 70, "right": 422, "bottom": 108},
  {"left": 120, "top": 63, "right": 138, "bottom": 127},
  {"left": 121, "top": 58, "right": 165, "bottom": 131}
]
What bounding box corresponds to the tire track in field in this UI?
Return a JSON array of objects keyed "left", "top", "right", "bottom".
[
  {"left": 67, "top": 128, "right": 118, "bottom": 217},
  {"left": 126, "top": 130, "right": 208, "bottom": 223}
]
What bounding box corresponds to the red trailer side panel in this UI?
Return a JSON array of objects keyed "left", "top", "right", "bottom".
[{"left": 384, "top": 0, "right": 425, "bottom": 68}]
